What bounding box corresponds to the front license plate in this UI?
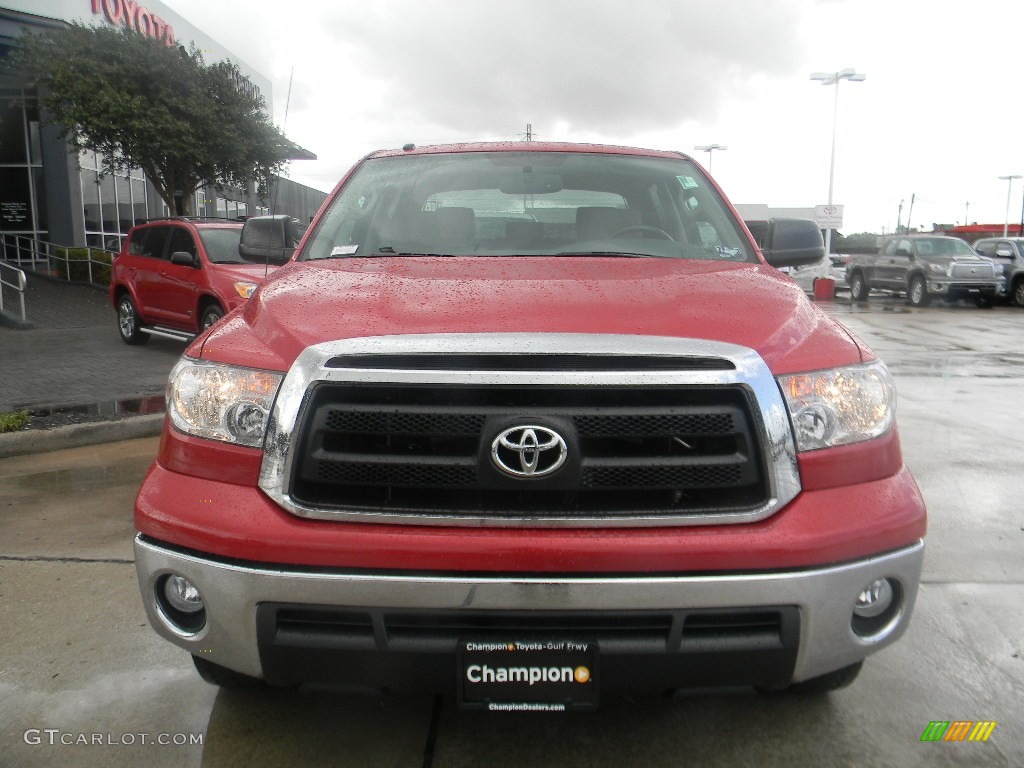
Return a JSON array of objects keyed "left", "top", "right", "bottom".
[{"left": 458, "top": 639, "right": 598, "bottom": 711}]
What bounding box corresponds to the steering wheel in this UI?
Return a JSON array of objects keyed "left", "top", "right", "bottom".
[{"left": 610, "top": 225, "right": 675, "bottom": 241}]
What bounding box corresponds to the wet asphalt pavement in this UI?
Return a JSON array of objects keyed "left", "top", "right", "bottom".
[{"left": 0, "top": 296, "right": 1022, "bottom": 767}]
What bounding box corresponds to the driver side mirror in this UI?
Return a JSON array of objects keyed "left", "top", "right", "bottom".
[
  {"left": 755, "top": 218, "right": 825, "bottom": 268},
  {"left": 169, "top": 251, "right": 198, "bottom": 267},
  {"left": 239, "top": 215, "right": 299, "bottom": 265}
]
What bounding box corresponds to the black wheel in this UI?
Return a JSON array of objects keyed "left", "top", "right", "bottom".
[
  {"left": 974, "top": 295, "right": 995, "bottom": 309},
  {"left": 200, "top": 304, "right": 225, "bottom": 330},
  {"left": 192, "top": 655, "right": 261, "bottom": 688},
  {"left": 116, "top": 294, "right": 149, "bottom": 345},
  {"left": 1013, "top": 279, "right": 1024, "bottom": 308},
  {"left": 849, "top": 271, "right": 869, "bottom": 302},
  {"left": 761, "top": 661, "right": 863, "bottom": 696},
  {"left": 907, "top": 275, "right": 930, "bottom": 307}
]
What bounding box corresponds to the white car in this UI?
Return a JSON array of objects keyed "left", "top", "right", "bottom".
[{"left": 780, "top": 253, "right": 831, "bottom": 293}]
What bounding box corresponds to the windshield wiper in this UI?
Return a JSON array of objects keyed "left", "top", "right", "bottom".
[{"left": 553, "top": 250, "right": 672, "bottom": 259}]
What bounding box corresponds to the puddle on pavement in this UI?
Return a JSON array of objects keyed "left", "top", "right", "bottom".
[{"left": 22, "top": 395, "right": 165, "bottom": 422}]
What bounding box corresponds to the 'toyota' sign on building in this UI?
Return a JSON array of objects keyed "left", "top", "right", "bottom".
[{"left": 91, "top": 0, "right": 175, "bottom": 46}]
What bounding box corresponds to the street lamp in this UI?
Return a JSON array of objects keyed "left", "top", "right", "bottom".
[
  {"left": 810, "top": 68, "right": 866, "bottom": 254},
  {"left": 694, "top": 144, "right": 727, "bottom": 171},
  {"left": 999, "top": 175, "right": 1022, "bottom": 236}
]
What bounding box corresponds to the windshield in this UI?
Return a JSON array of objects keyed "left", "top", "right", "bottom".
[
  {"left": 199, "top": 228, "right": 244, "bottom": 263},
  {"left": 301, "top": 151, "right": 755, "bottom": 262},
  {"left": 914, "top": 237, "right": 978, "bottom": 257}
]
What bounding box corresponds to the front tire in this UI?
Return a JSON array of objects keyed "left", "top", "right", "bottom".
[
  {"left": 1013, "top": 278, "right": 1024, "bottom": 308},
  {"left": 200, "top": 304, "right": 225, "bottom": 331},
  {"left": 908, "top": 275, "right": 930, "bottom": 307},
  {"left": 192, "top": 655, "right": 261, "bottom": 688},
  {"left": 786, "top": 661, "right": 863, "bottom": 694},
  {"left": 117, "top": 294, "right": 149, "bottom": 345},
  {"left": 849, "top": 271, "right": 869, "bottom": 302}
]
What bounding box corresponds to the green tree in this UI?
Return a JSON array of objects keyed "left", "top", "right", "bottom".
[{"left": 9, "top": 22, "right": 296, "bottom": 215}]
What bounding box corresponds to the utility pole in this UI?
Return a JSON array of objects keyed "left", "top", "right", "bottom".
[
  {"left": 525, "top": 123, "right": 533, "bottom": 142},
  {"left": 964, "top": 200, "right": 969, "bottom": 226},
  {"left": 905, "top": 193, "right": 915, "bottom": 233},
  {"left": 1000, "top": 175, "right": 1022, "bottom": 236},
  {"left": 897, "top": 199, "right": 904, "bottom": 233}
]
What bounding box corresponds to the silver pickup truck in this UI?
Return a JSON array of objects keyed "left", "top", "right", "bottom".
[{"left": 847, "top": 235, "right": 1004, "bottom": 307}]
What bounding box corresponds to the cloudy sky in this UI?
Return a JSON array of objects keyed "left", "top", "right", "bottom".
[{"left": 167, "top": 0, "right": 1021, "bottom": 235}]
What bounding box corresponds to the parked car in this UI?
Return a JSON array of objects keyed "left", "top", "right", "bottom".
[
  {"left": 847, "top": 235, "right": 1004, "bottom": 307},
  {"left": 972, "top": 237, "right": 1024, "bottom": 307},
  {"left": 109, "top": 218, "right": 279, "bottom": 344},
  {"left": 829, "top": 253, "right": 851, "bottom": 291},
  {"left": 777, "top": 253, "right": 849, "bottom": 294},
  {"left": 134, "top": 142, "right": 925, "bottom": 703}
]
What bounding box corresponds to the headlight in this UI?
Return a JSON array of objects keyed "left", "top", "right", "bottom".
[
  {"left": 234, "top": 281, "right": 258, "bottom": 299},
  {"left": 927, "top": 263, "right": 947, "bottom": 275},
  {"left": 167, "top": 358, "right": 284, "bottom": 447},
  {"left": 778, "top": 360, "right": 895, "bottom": 451}
]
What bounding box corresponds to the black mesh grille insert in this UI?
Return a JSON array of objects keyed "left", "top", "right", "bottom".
[{"left": 289, "top": 383, "right": 769, "bottom": 518}]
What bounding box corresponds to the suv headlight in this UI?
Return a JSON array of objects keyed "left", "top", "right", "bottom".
[
  {"left": 234, "top": 281, "right": 259, "bottom": 299},
  {"left": 167, "top": 358, "right": 284, "bottom": 447},
  {"left": 777, "top": 360, "right": 895, "bottom": 451},
  {"left": 927, "top": 263, "right": 948, "bottom": 275}
]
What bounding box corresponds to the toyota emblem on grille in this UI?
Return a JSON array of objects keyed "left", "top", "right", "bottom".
[{"left": 491, "top": 426, "right": 568, "bottom": 478}]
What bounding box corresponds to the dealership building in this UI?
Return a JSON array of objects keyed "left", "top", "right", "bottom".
[{"left": 0, "top": 0, "right": 326, "bottom": 252}]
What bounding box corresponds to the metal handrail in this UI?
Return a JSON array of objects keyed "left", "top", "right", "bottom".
[
  {"left": 0, "top": 233, "right": 115, "bottom": 285},
  {"left": 0, "top": 260, "right": 28, "bottom": 323}
]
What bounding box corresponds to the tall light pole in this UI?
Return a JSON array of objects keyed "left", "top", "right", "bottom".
[
  {"left": 810, "top": 68, "right": 865, "bottom": 254},
  {"left": 999, "top": 175, "right": 1021, "bottom": 236},
  {"left": 694, "top": 144, "right": 727, "bottom": 171}
]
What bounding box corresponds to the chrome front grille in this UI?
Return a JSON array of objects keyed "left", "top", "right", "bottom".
[{"left": 258, "top": 334, "right": 801, "bottom": 527}]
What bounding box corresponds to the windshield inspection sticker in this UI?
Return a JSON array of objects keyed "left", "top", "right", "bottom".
[
  {"left": 330, "top": 245, "right": 359, "bottom": 256},
  {"left": 677, "top": 175, "right": 699, "bottom": 189},
  {"left": 716, "top": 246, "right": 742, "bottom": 259}
]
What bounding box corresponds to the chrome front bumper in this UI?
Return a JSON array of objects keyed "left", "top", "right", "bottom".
[{"left": 135, "top": 536, "right": 924, "bottom": 686}]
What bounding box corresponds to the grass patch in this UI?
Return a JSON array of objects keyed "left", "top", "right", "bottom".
[{"left": 0, "top": 411, "right": 29, "bottom": 433}]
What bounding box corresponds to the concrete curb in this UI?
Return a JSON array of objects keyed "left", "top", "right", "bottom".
[{"left": 0, "top": 413, "right": 164, "bottom": 459}]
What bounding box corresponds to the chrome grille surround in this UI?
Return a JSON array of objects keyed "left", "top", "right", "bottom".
[{"left": 258, "top": 333, "right": 800, "bottom": 527}]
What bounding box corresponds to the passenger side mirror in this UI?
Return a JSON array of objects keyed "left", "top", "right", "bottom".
[
  {"left": 895, "top": 246, "right": 912, "bottom": 257},
  {"left": 756, "top": 218, "right": 825, "bottom": 268},
  {"left": 995, "top": 246, "right": 1014, "bottom": 258},
  {"left": 239, "top": 215, "right": 298, "bottom": 265}
]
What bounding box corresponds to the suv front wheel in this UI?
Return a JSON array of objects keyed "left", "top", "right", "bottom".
[
  {"left": 849, "top": 271, "right": 869, "bottom": 302},
  {"left": 200, "top": 304, "right": 225, "bottom": 330},
  {"left": 117, "top": 294, "right": 149, "bottom": 345}
]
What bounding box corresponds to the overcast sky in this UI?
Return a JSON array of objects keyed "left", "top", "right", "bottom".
[{"left": 167, "top": 0, "right": 1022, "bottom": 234}]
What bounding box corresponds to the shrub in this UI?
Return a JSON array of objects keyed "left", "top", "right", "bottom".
[
  {"left": 54, "top": 247, "right": 113, "bottom": 285},
  {"left": 0, "top": 411, "right": 29, "bottom": 433}
]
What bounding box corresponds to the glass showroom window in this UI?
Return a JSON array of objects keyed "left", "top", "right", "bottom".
[
  {"left": 0, "top": 88, "right": 46, "bottom": 245},
  {"left": 79, "top": 149, "right": 149, "bottom": 250}
]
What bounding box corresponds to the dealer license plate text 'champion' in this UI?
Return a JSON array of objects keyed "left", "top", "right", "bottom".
[{"left": 459, "top": 639, "right": 597, "bottom": 711}]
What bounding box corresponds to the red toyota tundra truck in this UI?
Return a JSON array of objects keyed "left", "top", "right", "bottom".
[{"left": 135, "top": 142, "right": 926, "bottom": 709}]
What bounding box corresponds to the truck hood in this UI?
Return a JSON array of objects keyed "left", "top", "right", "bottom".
[{"left": 199, "top": 257, "right": 866, "bottom": 375}]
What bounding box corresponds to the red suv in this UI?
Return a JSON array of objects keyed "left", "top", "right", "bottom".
[{"left": 109, "top": 218, "right": 278, "bottom": 344}]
